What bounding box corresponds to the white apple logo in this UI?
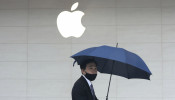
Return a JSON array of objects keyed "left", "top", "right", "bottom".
[{"left": 57, "top": 2, "right": 85, "bottom": 38}]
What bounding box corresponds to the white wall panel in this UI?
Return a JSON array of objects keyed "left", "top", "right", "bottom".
[{"left": 0, "top": 0, "right": 174, "bottom": 100}]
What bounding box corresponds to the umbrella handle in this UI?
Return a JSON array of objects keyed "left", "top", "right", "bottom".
[{"left": 106, "top": 61, "right": 115, "bottom": 100}]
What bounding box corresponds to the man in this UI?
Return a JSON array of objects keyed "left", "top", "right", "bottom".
[{"left": 72, "top": 59, "right": 98, "bottom": 100}]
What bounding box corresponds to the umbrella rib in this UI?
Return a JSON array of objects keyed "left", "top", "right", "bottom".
[
  {"left": 126, "top": 64, "right": 130, "bottom": 79},
  {"left": 124, "top": 49, "right": 130, "bottom": 79},
  {"left": 99, "top": 58, "right": 108, "bottom": 73}
]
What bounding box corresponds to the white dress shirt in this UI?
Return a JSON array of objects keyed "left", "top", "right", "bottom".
[{"left": 82, "top": 75, "right": 92, "bottom": 87}]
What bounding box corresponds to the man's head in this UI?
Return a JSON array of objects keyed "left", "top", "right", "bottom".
[{"left": 80, "top": 59, "right": 97, "bottom": 81}]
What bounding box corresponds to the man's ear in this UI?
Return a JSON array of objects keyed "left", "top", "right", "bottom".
[{"left": 81, "top": 69, "right": 85, "bottom": 75}]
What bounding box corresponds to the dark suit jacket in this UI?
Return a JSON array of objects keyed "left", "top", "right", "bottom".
[{"left": 72, "top": 76, "right": 98, "bottom": 100}]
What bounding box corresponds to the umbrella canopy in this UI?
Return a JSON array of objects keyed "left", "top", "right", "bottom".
[{"left": 71, "top": 45, "right": 152, "bottom": 80}]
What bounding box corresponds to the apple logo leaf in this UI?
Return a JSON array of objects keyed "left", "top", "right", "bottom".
[{"left": 71, "top": 2, "right": 79, "bottom": 11}]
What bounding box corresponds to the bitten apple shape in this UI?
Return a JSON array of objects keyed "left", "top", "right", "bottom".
[{"left": 57, "top": 2, "right": 85, "bottom": 38}]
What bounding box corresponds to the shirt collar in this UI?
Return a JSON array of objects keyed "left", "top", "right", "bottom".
[{"left": 82, "top": 75, "right": 92, "bottom": 87}]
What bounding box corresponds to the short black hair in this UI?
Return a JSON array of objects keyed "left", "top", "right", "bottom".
[{"left": 80, "top": 59, "right": 97, "bottom": 70}]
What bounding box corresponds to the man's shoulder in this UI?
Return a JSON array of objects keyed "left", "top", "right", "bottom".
[
  {"left": 72, "top": 76, "right": 88, "bottom": 90},
  {"left": 73, "top": 76, "right": 86, "bottom": 86}
]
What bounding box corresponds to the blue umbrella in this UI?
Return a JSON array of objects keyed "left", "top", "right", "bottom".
[{"left": 71, "top": 45, "right": 152, "bottom": 100}]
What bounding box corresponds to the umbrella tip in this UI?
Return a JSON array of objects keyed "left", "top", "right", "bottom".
[{"left": 116, "top": 43, "right": 118, "bottom": 47}]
